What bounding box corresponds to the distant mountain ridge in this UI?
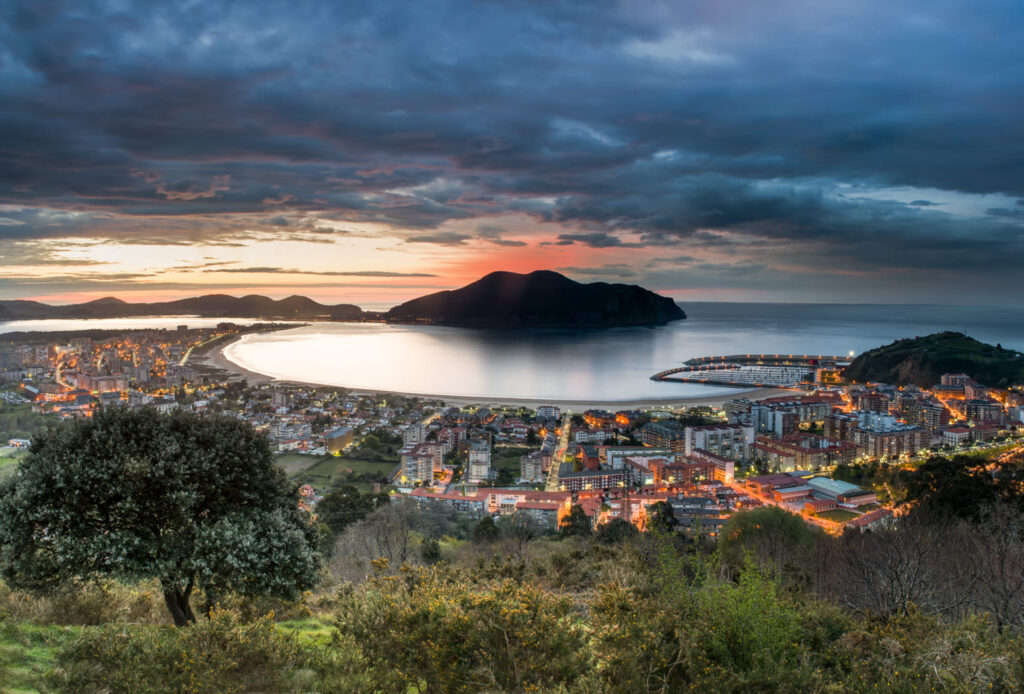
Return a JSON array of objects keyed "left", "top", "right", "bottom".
[
  {"left": 385, "top": 270, "right": 686, "bottom": 327},
  {"left": 0, "top": 294, "right": 364, "bottom": 321},
  {"left": 844, "top": 331, "right": 1024, "bottom": 387},
  {"left": 0, "top": 271, "right": 685, "bottom": 328}
]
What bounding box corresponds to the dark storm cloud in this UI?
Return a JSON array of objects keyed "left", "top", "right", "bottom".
[
  {"left": 558, "top": 265, "right": 637, "bottom": 279},
  {"left": 552, "top": 233, "right": 635, "bottom": 248},
  {"left": 476, "top": 224, "right": 526, "bottom": 247},
  {"left": 2, "top": 0, "right": 1024, "bottom": 291},
  {"left": 405, "top": 232, "right": 472, "bottom": 246}
]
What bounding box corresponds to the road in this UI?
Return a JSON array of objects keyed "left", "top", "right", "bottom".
[
  {"left": 54, "top": 359, "right": 73, "bottom": 390},
  {"left": 179, "top": 333, "right": 231, "bottom": 366},
  {"left": 545, "top": 413, "right": 573, "bottom": 492},
  {"left": 993, "top": 443, "right": 1024, "bottom": 466}
]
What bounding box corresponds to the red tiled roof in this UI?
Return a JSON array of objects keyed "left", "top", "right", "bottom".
[
  {"left": 846, "top": 508, "right": 892, "bottom": 528},
  {"left": 515, "top": 501, "right": 561, "bottom": 511}
]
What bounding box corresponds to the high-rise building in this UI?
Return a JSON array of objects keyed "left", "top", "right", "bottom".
[
  {"left": 467, "top": 440, "right": 491, "bottom": 484},
  {"left": 684, "top": 424, "right": 754, "bottom": 461}
]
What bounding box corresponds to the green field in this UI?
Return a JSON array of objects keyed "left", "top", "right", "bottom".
[
  {"left": 0, "top": 622, "right": 79, "bottom": 693},
  {"left": 0, "top": 619, "right": 331, "bottom": 694},
  {"left": 276, "top": 453, "right": 397, "bottom": 490},
  {"left": 274, "top": 452, "right": 325, "bottom": 474},
  {"left": 492, "top": 446, "right": 530, "bottom": 473},
  {"left": 816, "top": 509, "right": 860, "bottom": 523},
  {"left": 0, "top": 447, "right": 27, "bottom": 480}
]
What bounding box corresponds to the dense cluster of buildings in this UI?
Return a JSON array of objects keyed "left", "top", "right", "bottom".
[
  {"left": 1, "top": 325, "right": 220, "bottom": 417},
  {"left": 4, "top": 328, "right": 1022, "bottom": 536},
  {"left": 0, "top": 326, "right": 444, "bottom": 461},
  {"left": 722, "top": 376, "right": 1024, "bottom": 470}
]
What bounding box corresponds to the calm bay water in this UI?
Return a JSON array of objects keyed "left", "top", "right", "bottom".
[
  {"left": 220, "top": 303, "right": 1024, "bottom": 403},
  {"left": 3, "top": 304, "right": 1020, "bottom": 402}
]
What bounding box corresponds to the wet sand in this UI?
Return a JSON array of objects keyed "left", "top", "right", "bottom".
[{"left": 197, "top": 335, "right": 800, "bottom": 409}]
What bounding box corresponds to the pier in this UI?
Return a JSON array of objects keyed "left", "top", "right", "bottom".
[{"left": 652, "top": 353, "right": 853, "bottom": 389}]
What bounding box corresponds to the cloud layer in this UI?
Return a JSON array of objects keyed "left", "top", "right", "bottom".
[{"left": 1, "top": 0, "right": 1022, "bottom": 302}]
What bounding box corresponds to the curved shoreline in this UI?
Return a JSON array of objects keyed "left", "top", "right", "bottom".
[{"left": 199, "top": 335, "right": 799, "bottom": 409}]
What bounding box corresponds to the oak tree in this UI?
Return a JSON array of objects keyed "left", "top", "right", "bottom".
[{"left": 0, "top": 407, "right": 321, "bottom": 626}]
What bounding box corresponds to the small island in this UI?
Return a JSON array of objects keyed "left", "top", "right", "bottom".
[
  {"left": 844, "top": 331, "right": 1024, "bottom": 387},
  {"left": 385, "top": 270, "right": 686, "bottom": 328}
]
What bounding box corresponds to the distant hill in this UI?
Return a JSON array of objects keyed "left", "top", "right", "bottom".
[
  {"left": 0, "top": 294, "right": 364, "bottom": 321},
  {"left": 844, "top": 331, "right": 1024, "bottom": 387},
  {"left": 385, "top": 270, "right": 686, "bottom": 328}
]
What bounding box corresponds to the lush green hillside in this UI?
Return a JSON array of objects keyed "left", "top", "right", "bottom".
[{"left": 844, "top": 331, "right": 1024, "bottom": 387}]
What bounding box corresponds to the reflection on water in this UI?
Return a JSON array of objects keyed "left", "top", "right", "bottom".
[{"left": 223, "top": 303, "right": 1024, "bottom": 402}]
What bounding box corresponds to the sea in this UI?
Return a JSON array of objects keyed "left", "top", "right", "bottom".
[
  {"left": 222, "top": 303, "right": 1024, "bottom": 402},
  {"left": 4, "top": 304, "right": 1023, "bottom": 403}
]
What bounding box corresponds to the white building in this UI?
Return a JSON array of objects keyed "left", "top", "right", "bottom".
[
  {"left": 520, "top": 451, "right": 545, "bottom": 482},
  {"left": 536, "top": 405, "right": 561, "bottom": 420},
  {"left": 684, "top": 424, "right": 754, "bottom": 461},
  {"left": 403, "top": 422, "right": 426, "bottom": 446},
  {"left": 467, "top": 440, "right": 491, "bottom": 484}
]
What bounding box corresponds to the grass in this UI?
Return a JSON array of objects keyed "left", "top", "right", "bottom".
[
  {"left": 274, "top": 452, "right": 325, "bottom": 474},
  {"left": 0, "top": 618, "right": 343, "bottom": 694},
  {"left": 276, "top": 618, "right": 335, "bottom": 647},
  {"left": 279, "top": 453, "right": 397, "bottom": 491},
  {"left": 0, "top": 618, "right": 340, "bottom": 693},
  {"left": 0, "top": 623, "right": 80, "bottom": 694},
  {"left": 0, "top": 448, "right": 27, "bottom": 481},
  {"left": 492, "top": 446, "right": 530, "bottom": 474},
  {"left": 816, "top": 509, "right": 860, "bottom": 523}
]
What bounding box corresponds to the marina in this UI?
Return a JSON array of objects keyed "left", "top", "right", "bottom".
[{"left": 652, "top": 354, "right": 854, "bottom": 389}]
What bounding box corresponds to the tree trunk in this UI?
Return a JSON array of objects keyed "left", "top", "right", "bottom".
[
  {"left": 204, "top": 588, "right": 221, "bottom": 618},
  {"left": 163, "top": 580, "right": 196, "bottom": 627}
]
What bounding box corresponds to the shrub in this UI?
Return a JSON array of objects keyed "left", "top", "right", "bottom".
[
  {"left": 49, "top": 609, "right": 309, "bottom": 694},
  {"left": 0, "top": 580, "right": 168, "bottom": 626},
  {"left": 332, "top": 564, "right": 587, "bottom": 692}
]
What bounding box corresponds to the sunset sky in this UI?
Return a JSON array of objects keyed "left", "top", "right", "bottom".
[{"left": 2, "top": 1, "right": 1022, "bottom": 308}]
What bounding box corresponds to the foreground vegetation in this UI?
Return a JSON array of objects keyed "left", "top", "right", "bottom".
[
  {"left": 2, "top": 408, "right": 1023, "bottom": 692},
  {"left": 2, "top": 514, "right": 1024, "bottom": 693}
]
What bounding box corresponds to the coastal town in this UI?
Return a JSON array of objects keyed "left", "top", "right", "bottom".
[{"left": 2, "top": 324, "right": 1023, "bottom": 537}]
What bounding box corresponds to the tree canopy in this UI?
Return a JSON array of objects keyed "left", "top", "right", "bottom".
[
  {"left": 317, "top": 485, "right": 389, "bottom": 535},
  {"left": 595, "top": 517, "right": 639, "bottom": 545},
  {"left": 719, "top": 506, "right": 819, "bottom": 585},
  {"left": 472, "top": 516, "right": 500, "bottom": 544},
  {"left": 0, "top": 407, "right": 321, "bottom": 626},
  {"left": 645, "top": 501, "right": 675, "bottom": 533},
  {"left": 559, "top": 504, "right": 592, "bottom": 537},
  {"left": 900, "top": 454, "right": 1023, "bottom": 520}
]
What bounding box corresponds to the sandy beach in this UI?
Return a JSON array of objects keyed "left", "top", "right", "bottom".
[
  {"left": 194, "top": 335, "right": 800, "bottom": 409},
  {"left": 195, "top": 334, "right": 279, "bottom": 385}
]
